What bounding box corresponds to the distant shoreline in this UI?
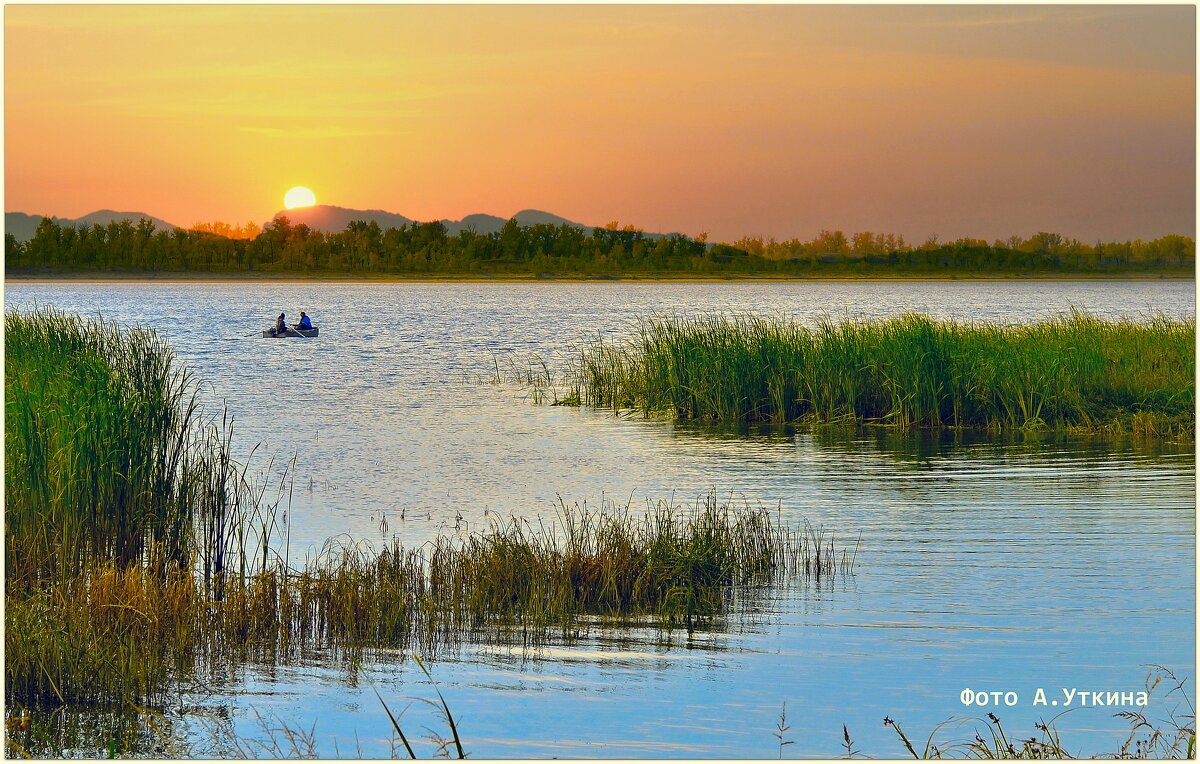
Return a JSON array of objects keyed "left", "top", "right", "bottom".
[{"left": 5, "top": 271, "right": 1195, "bottom": 285}]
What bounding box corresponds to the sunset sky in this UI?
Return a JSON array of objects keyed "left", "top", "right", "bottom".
[{"left": 5, "top": 4, "right": 1195, "bottom": 243}]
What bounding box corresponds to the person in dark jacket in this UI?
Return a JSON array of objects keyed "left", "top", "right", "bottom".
[{"left": 274, "top": 313, "right": 287, "bottom": 336}]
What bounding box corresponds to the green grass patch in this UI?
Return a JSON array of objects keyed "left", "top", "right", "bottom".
[{"left": 564, "top": 311, "right": 1195, "bottom": 437}]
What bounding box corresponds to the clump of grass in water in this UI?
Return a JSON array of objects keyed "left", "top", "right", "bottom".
[
  {"left": 485, "top": 352, "right": 568, "bottom": 405},
  {"left": 220, "top": 492, "right": 851, "bottom": 658},
  {"left": 563, "top": 311, "right": 1195, "bottom": 438},
  {"left": 425, "top": 493, "right": 848, "bottom": 632},
  {"left": 6, "top": 494, "right": 849, "bottom": 748}
]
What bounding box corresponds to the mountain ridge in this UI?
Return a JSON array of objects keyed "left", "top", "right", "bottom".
[
  {"left": 5, "top": 210, "right": 181, "bottom": 242},
  {"left": 273, "top": 205, "right": 594, "bottom": 236},
  {"left": 6, "top": 205, "right": 682, "bottom": 243}
]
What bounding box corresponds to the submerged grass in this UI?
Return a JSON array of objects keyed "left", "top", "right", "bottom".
[
  {"left": 565, "top": 311, "right": 1195, "bottom": 437},
  {"left": 7, "top": 494, "right": 847, "bottom": 708},
  {"left": 6, "top": 308, "right": 849, "bottom": 713}
]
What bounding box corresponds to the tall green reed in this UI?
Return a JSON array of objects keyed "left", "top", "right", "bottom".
[
  {"left": 569, "top": 311, "right": 1195, "bottom": 436},
  {"left": 4, "top": 310, "right": 273, "bottom": 589},
  {"left": 5, "top": 309, "right": 278, "bottom": 705}
]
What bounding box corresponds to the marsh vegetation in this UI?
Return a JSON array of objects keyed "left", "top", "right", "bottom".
[
  {"left": 4, "top": 309, "right": 848, "bottom": 751},
  {"left": 5, "top": 305, "right": 1191, "bottom": 758},
  {"left": 557, "top": 312, "right": 1195, "bottom": 437}
]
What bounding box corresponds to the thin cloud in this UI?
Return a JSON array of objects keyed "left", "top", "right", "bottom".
[
  {"left": 238, "top": 126, "right": 409, "bottom": 139},
  {"left": 900, "top": 7, "right": 1139, "bottom": 29}
]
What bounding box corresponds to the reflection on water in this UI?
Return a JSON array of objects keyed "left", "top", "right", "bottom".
[{"left": 4, "top": 281, "right": 1194, "bottom": 757}]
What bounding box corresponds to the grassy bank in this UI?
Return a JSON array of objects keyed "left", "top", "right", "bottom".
[
  {"left": 5, "top": 309, "right": 846, "bottom": 710},
  {"left": 564, "top": 312, "right": 1195, "bottom": 437}
]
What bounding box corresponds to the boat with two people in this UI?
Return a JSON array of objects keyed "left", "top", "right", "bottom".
[{"left": 264, "top": 311, "right": 319, "bottom": 338}]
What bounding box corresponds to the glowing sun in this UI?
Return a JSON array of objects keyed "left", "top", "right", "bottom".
[{"left": 284, "top": 186, "right": 316, "bottom": 209}]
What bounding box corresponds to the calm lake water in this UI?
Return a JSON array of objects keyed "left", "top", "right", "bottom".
[{"left": 6, "top": 280, "right": 1196, "bottom": 757}]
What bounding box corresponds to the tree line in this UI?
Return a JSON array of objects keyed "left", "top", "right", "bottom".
[{"left": 5, "top": 215, "right": 1194, "bottom": 276}]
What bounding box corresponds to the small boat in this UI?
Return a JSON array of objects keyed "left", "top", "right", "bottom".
[{"left": 263, "top": 326, "right": 319, "bottom": 338}]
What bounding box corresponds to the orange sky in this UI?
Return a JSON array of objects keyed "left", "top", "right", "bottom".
[{"left": 5, "top": 5, "right": 1195, "bottom": 242}]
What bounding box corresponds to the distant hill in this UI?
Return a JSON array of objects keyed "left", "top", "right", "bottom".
[
  {"left": 272, "top": 205, "right": 414, "bottom": 233},
  {"left": 268, "top": 205, "right": 689, "bottom": 239},
  {"left": 273, "top": 205, "right": 590, "bottom": 236},
  {"left": 7, "top": 204, "right": 681, "bottom": 244},
  {"left": 5, "top": 210, "right": 180, "bottom": 242},
  {"left": 442, "top": 209, "right": 591, "bottom": 235},
  {"left": 511, "top": 209, "right": 589, "bottom": 229},
  {"left": 5, "top": 213, "right": 47, "bottom": 242},
  {"left": 445, "top": 213, "right": 507, "bottom": 235}
]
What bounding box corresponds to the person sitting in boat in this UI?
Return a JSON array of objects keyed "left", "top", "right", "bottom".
[
  {"left": 297, "top": 311, "right": 312, "bottom": 331},
  {"left": 274, "top": 313, "right": 287, "bottom": 336}
]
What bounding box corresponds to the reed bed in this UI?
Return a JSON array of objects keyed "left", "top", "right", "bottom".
[
  {"left": 6, "top": 309, "right": 851, "bottom": 711},
  {"left": 197, "top": 494, "right": 849, "bottom": 664},
  {"left": 416, "top": 494, "right": 844, "bottom": 633},
  {"left": 5, "top": 308, "right": 271, "bottom": 705},
  {"left": 568, "top": 311, "right": 1195, "bottom": 437},
  {"left": 8, "top": 495, "right": 847, "bottom": 707},
  {"left": 7, "top": 309, "right": 198, "bottom": 587}
]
